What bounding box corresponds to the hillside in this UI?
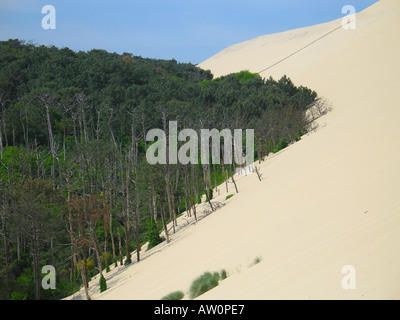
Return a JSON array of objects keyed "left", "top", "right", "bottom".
[
  {"left": 0, "top": 32, "right": 317, "bottom": 299},
  {"left": 197, "top": 0, "right": 400, "bottom": 299},
  {"left": 66, "top": 0, "right": 400, "bottom": 300}
]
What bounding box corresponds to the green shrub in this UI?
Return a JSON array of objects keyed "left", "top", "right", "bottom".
[
  {"left": 10, "top": 291, "right": 27, "bottom": 300},
  {"left": 225, "top": 194, "right": 234, "bottom": 200},
  {"left": 272, "top": 138, "right": 288, "bottom": 153},
  {"left": 124, "top": 253, "right": 132, "bottom": 265},
  {"left": 147, "top": 225, "right": 165, "bottom": 250},
  {"left": 249, "top": 256, "right": 263, "bottom": 267},
  {"left": 233, "top": 70, "right": 259, "bottom": 83},
  {"left": 101, "top": 252, "right": 112, "bottom": 272},
  {"left": 219, "top": 269, "right": 228, "bottom": 280},
  {"left": 161, "top": 291, "right": 185, "bottom": 300},
  {"left": 189, "top": 272, "right": 221, "bottom": 299},
  {"left": 77, "top": 258, "right": 94, "bottom": 271},
  {"left": 295, "top": 129, "right": 302, "bottom": 141},
  {"left": 99, "top": 274, "right": 107, "bottom": 293},
  {"left": 207, "top": 188, "right": 213, "bottom": 200}
]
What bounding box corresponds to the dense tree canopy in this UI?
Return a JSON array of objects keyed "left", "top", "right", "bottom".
[{"left": 0, "top": 39, "right": 319, "bottom": 300}]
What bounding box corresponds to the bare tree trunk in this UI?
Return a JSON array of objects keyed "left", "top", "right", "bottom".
[
  {"left": 107, "top": 107, "right": 117, "bottom": 149},
  {"left": 62, "top": 112, "right": 67, "bottom": 162},
  {"left": 72, "top": 114, "right": 79, "bottom": 146},
  {"left": 162, "top": 110, "right": 177, "bottom": 232},
  {"left": 95, "top": 107, "right": 102, "bottom": 141},
  {"left": 0, "top": 202, "right": 10, "bottom": 270},
  {"left": 160, "top": 197, "right": 169, "bottom": 243},
  {"left": 213, "top": 164, "right": 218, "bottom": 194},
  {"left": 141, "top": 108, "right": 147, "bottom": 150},
  {"left": 66, "top": 178, "right": 77, "bottom": 277},
  {"left": 204, "top": 184, "right": 214, "bottom": 212},
  {"left": 230, "top": 164, "right": 239, "bottom": 193},
  {"left": 1, "top": 103, "right": 8, "bottom": 148},
  {"left": 91, "top": 229, "right": 103, "bottom": 277},
  {"left": 165, "top": 177, "right": 175, "bottom": 233},
  {"left": 183, "top": 166, "right": 192, "bottom": 218},
  {"left": 108, "top": 202, "right": 116, "bottom": 263},
  {"left": 0, "top": 93, "right": 6, "bottom": 158},
  {"left": 134, "top": 191, "right": 141, "bottom": 263},
  {"left": 255, "top": 166, "right": 263, "bottom": 181},
  {"left": 76, "top": 93, "right": 89, "bottom": 144},
  {"left": 32, "top": 228, "right": 41, "bottom": 300},
  {"left": 130, "top": 107, "right": 142, "bottom": 263},
  {"left": 109, "top": 151, "right": 117, "bottom": 263},
  {"left": 125, "top": 154, "right": 131, "bottom": 264},
  {"left": 39, "top": 93, "right": 57, "bottom": 185},
  {"left": 147, "top": 186, "right": 153, "bottom": 226},
  {"left": 124, "top": 206, "right": 131, "bottom": 264},
  {"left": 117, "top": 226, "right": 123, "bottom": 266},
  {"left": 221, "top": 156, "right": 229, "bottom": 194},
  {"left": 190, "top": 164, "right": 198, "bottom": 220},
  {"left": 151, "top": 184, "right": 158, "bottom": 223},
  {"left": 78, "top": 251, "right": 91, "bottom": 300}
]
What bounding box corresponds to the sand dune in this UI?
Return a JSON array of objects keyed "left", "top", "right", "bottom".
[{"left": 67, "top": 0, "right": 400, "bottom": 300}]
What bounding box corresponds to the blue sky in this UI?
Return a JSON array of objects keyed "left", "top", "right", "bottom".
[{"left": 0, "top": 0, "right": 379, "bottom": 64}]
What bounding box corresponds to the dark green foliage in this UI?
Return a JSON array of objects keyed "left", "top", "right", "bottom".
[
  {"left": 272, "top": 138, "right": 289, "bottom": 153},
  {"left": 101, "top": 252, "right": 113, "bottom": 271},
  {"left": 295, "top": 129, "right": 303, "bottom": 142},
  {"left": 161, "top": 290, "right": 185, "bottom": 300},
  {"left": 208, "top": 188, "right": 213, "bottom": 200},
  {"left": 196, "top": 193, "right": 203, "bottom": 205},
  {"left": 10, "top": 268, "right": 34, "bottom": 300},
  {"left": 225, "top": 194, "right": 234, "bottom": 200},
  {"left": 99, "top": 274, "right": 107, "bottom": 293},
  {"left": 0, "top": 39, "right": 316, "bottom": 151},
  {"left": 147, "top": 224, "right": 165, "bottom": 250},
  {"left": 0, "top": 39, "right": 319, "bottom": 300},
  {"left": 219, "top": 269, "right": 228, "bottom": 280},
  {"left": 124, "top": 254, "right": 132, "bottom": 266},
  {"left": 233, "top": 70, "right": 259, "bottom": 83}
]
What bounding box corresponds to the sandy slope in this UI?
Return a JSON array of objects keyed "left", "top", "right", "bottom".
[{"left": 67, "top": 0, "right": 400, "bottom": 300}]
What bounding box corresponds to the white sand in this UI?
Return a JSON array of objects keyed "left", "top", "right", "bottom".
[{"left": 67, "top": 0, "right": 400, "bottom": 300}]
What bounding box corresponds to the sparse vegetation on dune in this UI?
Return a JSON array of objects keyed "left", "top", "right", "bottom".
[
  {"left": 161, "top": 290, "right": 185, "bottom": 300},
  {"left": 249, "top": 256, "right": 263, "bottom": 267},
  {"left": 188, "top": 271, "right": 223, "bottom": 299}
]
